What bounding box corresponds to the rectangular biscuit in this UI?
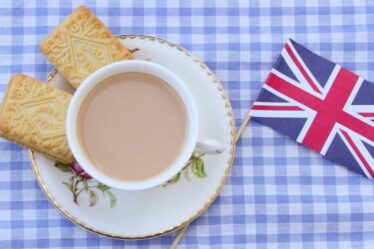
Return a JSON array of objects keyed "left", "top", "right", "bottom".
[
  {"left": 0, "top": 74, "right": 74, "bottom": 163},
  {"left": 40, "top": 5, "right": 133, "bottom": 88}
]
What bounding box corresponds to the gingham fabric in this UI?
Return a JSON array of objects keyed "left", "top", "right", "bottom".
[{"left": 1, "top": 0, "right": 374, "bottom": 248}]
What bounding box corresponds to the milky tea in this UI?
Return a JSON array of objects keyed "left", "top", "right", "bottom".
[{"left": 77, "top": 72, "right": 188, "bottom": 181}]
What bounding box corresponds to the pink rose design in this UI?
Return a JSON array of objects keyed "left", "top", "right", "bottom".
[{"left": 69, "top": 161, "right": 92, "bottom": 179}]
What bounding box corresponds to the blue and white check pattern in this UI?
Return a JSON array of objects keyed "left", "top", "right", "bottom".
[{"left": 1, "top": 0, "right": 374, "bottom": 248}]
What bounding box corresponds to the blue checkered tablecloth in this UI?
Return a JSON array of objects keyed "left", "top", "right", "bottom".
[{"left": 1, "top": 0, "right": 374, "bottom": 248}]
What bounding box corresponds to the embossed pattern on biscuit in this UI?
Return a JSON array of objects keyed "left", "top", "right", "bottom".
[
  {"left": 0, "top": 74, "right": 74, "bottom": 163},
  {"left": 40, "top": 6, "right": 133, "bottom": 88}
]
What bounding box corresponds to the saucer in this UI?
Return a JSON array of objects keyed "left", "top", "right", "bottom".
[{"left": 30, "top": 35, "right": 236, "bottom": 239}]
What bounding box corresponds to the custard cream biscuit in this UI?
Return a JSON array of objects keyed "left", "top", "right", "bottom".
[
  {"left": 40, "top": 5, "right": 133, "bottom": 88},
  {"left": 0, "top": 74, "right": 74, "bottom": 163}
]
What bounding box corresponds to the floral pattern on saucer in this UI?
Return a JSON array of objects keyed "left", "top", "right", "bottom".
[
  {"left": 54, "top": 154, "right": 206, "bottom": 206},
  {"left": 163, "top": 153, "right": 207, "bottom": 187},
  {"left": 54, "top": 162, "right": 116, "bottom": 208}
]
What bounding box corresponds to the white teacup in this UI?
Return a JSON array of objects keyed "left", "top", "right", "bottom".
[{"left": 66, "top": 60, "right": 224, "bottom": 190}]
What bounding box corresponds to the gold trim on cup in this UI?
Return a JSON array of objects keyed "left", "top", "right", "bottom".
[{"left": 29, "top": 35, "right": 236, "bottom": 239}]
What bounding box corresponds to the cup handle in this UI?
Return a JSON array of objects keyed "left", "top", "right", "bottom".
[{"left": 195, "top": 137, "right": 225, "bottom": 154}]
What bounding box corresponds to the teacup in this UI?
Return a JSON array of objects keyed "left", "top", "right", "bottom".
[{"left": 66, "top": 60, "right": 224, "bottom": 190}]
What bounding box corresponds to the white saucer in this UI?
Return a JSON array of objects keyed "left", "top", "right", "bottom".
[{"left": 30, "top": 35, "right": 236, "bottom": 239}]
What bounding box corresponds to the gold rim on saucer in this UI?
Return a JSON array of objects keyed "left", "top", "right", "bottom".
[{"left": 29, "top": 34, "right": 236, "bottom": 239}]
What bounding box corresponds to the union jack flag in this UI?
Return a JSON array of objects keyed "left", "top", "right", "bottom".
[{"left": 251, "top": 39, "right": 374, "bottom": 178}]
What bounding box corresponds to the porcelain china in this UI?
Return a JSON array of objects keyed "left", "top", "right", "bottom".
[{"left": 30, "top": 35, "right": 235, "bottom": 239}]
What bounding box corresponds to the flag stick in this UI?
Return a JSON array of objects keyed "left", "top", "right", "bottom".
[
  {"left": 170, "top": 109, "right": 251, "bottom": 249},
  {"left": 235, "top": 110, "right": 251, "bottom": 143}
]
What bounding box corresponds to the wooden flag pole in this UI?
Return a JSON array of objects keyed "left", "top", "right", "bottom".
[{"left": 170, "top": 110, "right": 251, "bottom": 249}]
